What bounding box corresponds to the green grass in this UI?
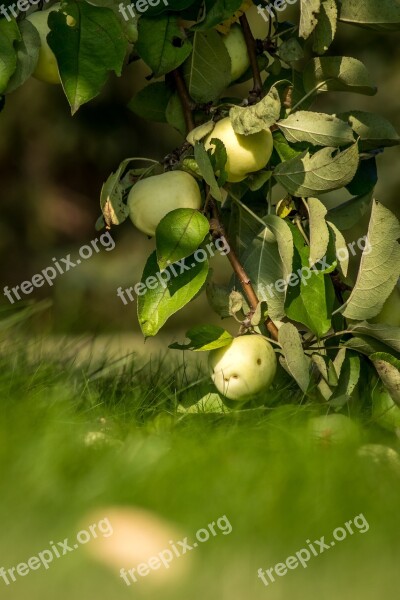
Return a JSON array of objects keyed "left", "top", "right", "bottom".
[{"left": 0, "top": 330, "right": 399, "bottom": 600}]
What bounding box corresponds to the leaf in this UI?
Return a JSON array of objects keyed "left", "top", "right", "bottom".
[
  {"left": 230, "top": 85, "right": 281, "bottom": 135},
  {"left": 299, "top": 0, "right": 321, "bottom": 39},
  {"left": 195, "top": 0, "right": 244, "bottom": 30},
  {"left": 303, "top": 56, "right": 377, "bottom": 96},
  {"left": 349, "top": 323, "right": 400, "bottom": 354},
  {"left": 170, "top": 325, "right": 233, "bottom": 352},
  {"left": 165, "top": 92, "right": 186, "bottom": 136},
  {"left": 128, "top": 83, "right": 172, "bottom": 123},
  {"left": 339, "top": 0, "right": 400, "bottom": 31},
  {"left": 338, "top": 110, "right": 400, "bottom": 151},
  {"left": 187, "top": 121, "right": 215, "bottom": 146},
  {"left": 327, "top": 192, "right": 372, "bottom": 231},
  {"left": 273, "top": 131, "right": 303, "bottom": 162},
  {"left": 278, "top": 38, "right": 304, "bottom": 63},
  {"left": 277, "top": 111, "right": 354, "bottom": 147},
  {"left": 342, "top": 202, "right": 400, "bottom": 320},
  {"left": 156, "top": 209, "right": 209, "bottom": 270},
  {"left": 5, "top": 21, "right": 40, "bottom": 94},
  {"left": 305, "top": 197, "right": 330, "bottom": 267},
  {"left": 344, "top": 336, "right": 399, "bottom": 357},
  {"left": 136, "top": 15, "right": 192, "bottom": 77},
  {"left": 0, "top": 18, "right": 20, "bottom": 94},
  {"left": 48, "top": 1, "right": 127, "bottom": 114},
  {"left": 137, "top": 251, "right": 209, "bottom": 338},
  {"left": 183, "top": 30, "right": 231, "bottom": 103},
  {"left": 370, "top": 353, "right": 400, "bottom": 406},
  {"left": 313, "top": 0, "right": 338, "bottom": 54},
  {"left": 278, "top": 323, "right": 310, "bottom": 393},
  {"left": 327, "top": 221, "right": 349, "bottom": 277},
  {"left": 194, "top": 142, "right": 222, "bottom": 202},
  {"left": 346, "top": 157, "right": 377, "bottom": 197},
  {"left": 206, "top": 281, "right": 231, "bottom": 318},
  {"left": 274, "top": 143, "right": 359, "bottom": 197},
  {"left": 329, "top": 352, "right": 360, "bottom": 406},
  {"left": 100, "top": 160, "right": 131, "bottom": 227}
]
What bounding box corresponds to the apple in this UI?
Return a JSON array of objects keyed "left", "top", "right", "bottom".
[
  {"left": 27, "top": 6, "right": 62, "bottom": 85},
  {"left": 221, "top": 25, "right": 250, "bottom": 82},
  {"left": 309, "top": 414, "right": 361, "bottom": 446},
  {"left": 371, "top": 282, "right": 400, "bottom": 327},
  {"left": 372, "top": 385, "right": 400, "bottom": 434},
  {"left": 128, "top": 170, "right": 202, "bottom": 237},
  {"left": 204, "top": 117, "right": 273, "bottom": 183},
  {"left": 208, "top": 335, "right": 277, "bottom": 401}
]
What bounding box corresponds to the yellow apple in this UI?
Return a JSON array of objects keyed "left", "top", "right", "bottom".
[
  {"left": 204, "top": 117, "right": 273, "bottom": 182},
  {"left": 27, "top": 6, "right": 62, "bottom": 84},
  {"left": 128, "top": 170, "right": 202, "bottom": 237},
  {"left": 208, "top": 335, "right": 277, "bottom": 401},
  {"left": 372, "top": 385, "right": 400, "bottom": 434},
  {"left": 371, "top": 282, "right": 400, "bottom": 327},
  {"left": 221, "top": 24, "right": 250, "bottom": 82}
]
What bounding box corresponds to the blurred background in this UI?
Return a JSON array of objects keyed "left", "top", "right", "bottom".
[{"left": 0, "top": 3, "right": 399, "bottom": 344}]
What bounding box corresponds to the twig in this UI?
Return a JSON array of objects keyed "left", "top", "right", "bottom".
[
  {"left": 172, "top": 68, "right": 195, "bottom": 133},
  {"left": 207, "top": 192, "right": 279, "bottom": 341},
  {"left": 239, "top": 14, "right": 263, "bottom": 101}
]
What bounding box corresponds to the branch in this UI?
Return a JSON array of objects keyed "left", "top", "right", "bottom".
[
  {"left": 207, "top": 193, "right": 279, "bottom": 341},
  {"left": 172, "top": 68, "right": 195, "bottom": 133},
  {"left": 239, "top": 14, "right": 263, "bottom": 101}
]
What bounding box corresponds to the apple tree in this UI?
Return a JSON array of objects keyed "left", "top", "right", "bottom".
[{"left": 2, "top": 0, "right": 400, "bottom": 414}]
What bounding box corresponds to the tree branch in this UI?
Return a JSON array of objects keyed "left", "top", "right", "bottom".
[
  {"left": 172, "top": 68, "right": 195, "bottom": 133},
  {"left": 207, "top": 193, "right": 279, "bottom": 341},
  {"left": 239, "top": 14, "right": 263, "bottom": 101}
]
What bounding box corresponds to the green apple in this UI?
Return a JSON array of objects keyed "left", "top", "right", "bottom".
[
  {"left": 309, "top": 414, "right": 361, "bottom": 446},
  {"left": 27, "top": 6, "right": 61, "bottom": 85},
  {"left": 128, "top": 170, "right": 202, "bottom": 237},
  {"left": 204, "top": 117, "right": 273, "bottom": 182},
  {"left": 371, "top": 282, "right": 400, "bottom": 327},
  {"left": 221, "top": 24, "right": 250, "bottom": 82},
  {"left": 208, "top": 335, "right": 277, "bottom": 401},
  {"left": 372, "top": 385, "right": 400, "bottom": 433}
]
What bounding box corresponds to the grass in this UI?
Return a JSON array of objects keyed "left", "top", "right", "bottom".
[{"left": 1, "top": 315, "right": 400, "bottom": 599}]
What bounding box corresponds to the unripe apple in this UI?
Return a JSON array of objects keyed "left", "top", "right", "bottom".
[
  {"left": 128, "top": 170, "right": 202, "bottom": 237},
  {"left": 204, "top": 117, "right": 273, "bottom": 182},
  {"left": 309, "top": 414, "right": 361, "bottom": 446},
  {"left": 27, "top": 6, "right": 61, "bottom": 85},
  {"left": 372, "top": 385, "right": 400, "bottom": 434},
  {"left": 208, "top": 335, "right": 277, "bottom": 401},
  {"left": 221, "top": 25, "right": 250, "bottom": 82},
  {"left": 371, "top": 283, "right": 400, "bottom": 327}
]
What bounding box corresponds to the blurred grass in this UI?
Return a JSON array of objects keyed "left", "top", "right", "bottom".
[{"left": 0, "top": 329, "right": 399, "bottom": 600}]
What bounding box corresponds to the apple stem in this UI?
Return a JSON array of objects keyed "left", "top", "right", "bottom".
[
  {"left": 172, "top": 68, "right": 195, "bottom": 133},
  {"left": 239, "top": 14, "right": 263, "bottom": 102},
  {"left": 207, "top": 192, "right": 279, "bottom": 341}
]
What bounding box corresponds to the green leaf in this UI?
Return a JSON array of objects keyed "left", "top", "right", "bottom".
[
  {"left": 170, "top": 325, "right": 233, "bottom": 351},
  {"left": 342, "top": 201, "right": 400, "bottom": 320},
  {"left": 194, "top": 142, "right": 222, "bottom": 202},
  {"left": 195, "top": 0, "right": 243, "bottom": 30},
  {"left": 338, "top": 110, "right": 400, "bottom": 151},
  {"left": 327, "top": 192, "right": 372, "bottom": 231},
  {"left": 230, "top": 85, "right": 281, "bottom": 135},
  {"left": 0, "top": 18, "right": 20, "bottom": 94},
  {"left": 303, "top": 56, "right": 377, "bottom": 96},
  {"left": 346, "top": 157, "right": 377, "bottom": 197},
  {"left": 156, "top": 208, "right": 209, "bottom": 270},
  {"left": 278, "top": 322, "right": 311, "bottom": 393},
  {"left": 128, "top": 83, "right": 172, "bottom": 123},
  {"left": 48, "top": 1, "right": 127, "bottom": 114},
  {"left": 305, "top": 197, "right": 330, "bottom": 267},
  {"left": 273, "top": 131, "right": 303, "bottom": 162},
  {"left": 278, "top": 111, "right": 354, "bottom": 147},
  {"left": 165, "top": 92, "right": 186, "bottom": 136},
  {"left": 339, "top": 0, "right": 400, "bottom": 31},
  {"left": 137, "top": 251, "right": 209, "bottom": 337},
  {"left": 5, "top": 21, "right": 40, "bottom": 94},
  {"left": 349, "top": 323, "right": 400, "bottom": 354},
  {"left": 136, "top": 15, "right": 192, "bottom": 77},
  {"left": 329, "top": 352, "right": 360, "bottom": 406},
  {"left": 327, "top": 221, "right": 349, "bottom": 277},
  {"left": 183, "top": 30, "right": 231, "bottom": 103},
  {"left": 299, "top": 0, "right": 321, "bottom": 39},
  {"left": 370, "top": 353, "right": 400, "bottom": 406},
  {"left": 278, "top": 38, "right": 304, "bottom": 63},
  {"left": 313, "top": 0, "right": 338, "bottom": 54},
  {"left": 274, "top": 143, "right": 359, "bottom": 197}
]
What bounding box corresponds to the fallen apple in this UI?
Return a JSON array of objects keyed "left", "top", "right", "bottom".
[
  {"left": 309, "top": 414, "right": 361, "bottom": 446},
  {"left": 128, "top": 170, "right": 202, "bottom": 237},
  {"left": 208, "top": 335, "right": 277, "bottom": 401},
  {"left": 204, "top": 117, "right": 273, "bottom": 182}
]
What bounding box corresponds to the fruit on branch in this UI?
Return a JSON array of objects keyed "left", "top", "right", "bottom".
[
  {"left": 204, "top": 117, "right": 273, "bottom": 183},
  {"left": 220, "top": 24, "right": 250, "bottom": 82},
  {"left": 372, "top": 385, "right": 400, "bottom": 433},
  {"left": 208, "top": 335, "right": 277, "bottom": 401},
  {"left": 371, "top": 282, "right": 400, "bottom": 327},
  {"left": 27, "top": 6, "right": 61, "bottom": 85},
  {"left": 308, "top": 414, "right": 361, "bottom": 445},
  {"left": 128, "top": 170, "right": 202, "bottom": 237}
]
